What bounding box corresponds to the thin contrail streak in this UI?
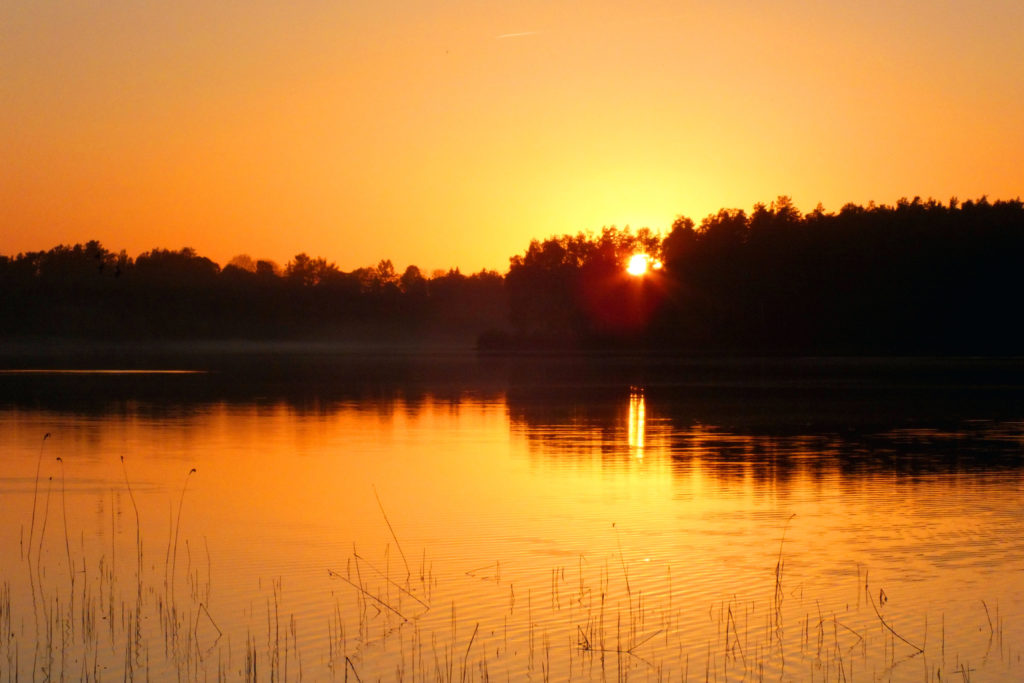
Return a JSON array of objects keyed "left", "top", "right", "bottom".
[
  {"left": 496, "top": 31, "right": 539, "bottom": 39},
  {"left": 496, "top": 12, "right": 685, "bottom": 41}
]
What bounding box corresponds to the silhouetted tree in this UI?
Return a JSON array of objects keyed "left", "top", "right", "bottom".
[
  {"left": 228, "top": 254, "right": 258, "bottom": 272},
  {"left": 5, "top": 197, "right": 1024, "bottom": 353},
  {"left": 505, "top": 227, "right": 667, "bottom": 344}
]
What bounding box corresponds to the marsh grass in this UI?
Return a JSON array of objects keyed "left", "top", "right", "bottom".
[
  {"left": 320, "top": 521, "right": 1020, "bottom": 683},
  {"left": 3, "top": 455, "right": 1020, "bottom": 681},
  {"left": 3, "top": 453, "right": 223, "bottom": 681}
]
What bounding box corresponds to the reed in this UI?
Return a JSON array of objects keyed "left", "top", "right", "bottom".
[
  {"left": 5, "top": 471, "right": 1020, "bottom": 682},
  {"left": 25, "top": 432, "right": 50, "bottom": 561},
  {"left": 56, "top": 457, "right": 75, "bottom": 614},
  {"left": 169, "top": 467, "right": 197, "bottom": 603},
  {"left": 36, "top": 476, "right": 53, "bottom": 571},
  {"left": 374, "top": 485, "right": 412, "bottom": 586},
  {"left": 120, "top": 457, "right": 143, "bottom": 579}
]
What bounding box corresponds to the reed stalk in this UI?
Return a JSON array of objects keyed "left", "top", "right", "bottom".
[
  {"left": 169, "top": 468, "right": 196, "bottom": 607},
  {"left": 26, "top": 433, "right": 51, "bottom": 561}
]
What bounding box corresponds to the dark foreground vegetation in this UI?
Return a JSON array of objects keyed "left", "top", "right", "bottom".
[{"left": 2, "top": 196, "right": 1023, "bottom": 354}]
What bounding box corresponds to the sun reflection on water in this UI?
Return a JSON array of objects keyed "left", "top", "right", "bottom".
[{"left": 628, "top": 386, "right": 645, "bottom": 458}]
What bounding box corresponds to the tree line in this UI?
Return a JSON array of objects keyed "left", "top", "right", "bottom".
[
  {"left": 3, "top": 196, "right": 1024, "bottom": 353},
  {"left": 0, "top": 245, "right": 505, "bottom": 342},
  {"left": 500, "top": 196, "right": 1024, "bottom": 354}
]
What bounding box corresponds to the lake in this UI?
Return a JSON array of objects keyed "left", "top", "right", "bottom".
[{"left": 1, "top": 352, "right": 1023, "bottom": 681}]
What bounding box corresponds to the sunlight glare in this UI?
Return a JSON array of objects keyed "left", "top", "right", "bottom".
[
  {"left": 627, "top": 254, "right": 648, "bottom": 276},
  {"left": 626, "top": 253, "right": 662, "bottom": 276}
]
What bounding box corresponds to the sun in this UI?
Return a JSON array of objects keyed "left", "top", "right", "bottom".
[{"left": 626, "top": 253, "right": 662, "bottom": 276}]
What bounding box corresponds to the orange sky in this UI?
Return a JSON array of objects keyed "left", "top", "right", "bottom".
[{"left": 3, "top": 1, "right": 1022, "bottom": 274}]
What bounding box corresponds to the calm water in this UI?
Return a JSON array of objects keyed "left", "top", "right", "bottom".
[{"left": 1, "top": 353, "right": 1023, "bottom": 681}]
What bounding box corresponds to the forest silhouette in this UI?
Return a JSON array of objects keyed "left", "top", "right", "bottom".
[
  {"left": 0, "top": 245, "right": 505, "bottom": 345},
  {"left": 3, "top": 196, "right": 1023, "bottom": 355}
]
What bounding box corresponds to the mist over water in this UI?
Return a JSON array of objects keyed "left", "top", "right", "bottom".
[{"left": 1, "top": 354, "right": 1023, "bottom": 680}]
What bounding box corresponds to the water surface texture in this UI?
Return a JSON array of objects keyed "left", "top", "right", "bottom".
[{"left": 1, "top": 355, "right": 1022, "bottom": 681}]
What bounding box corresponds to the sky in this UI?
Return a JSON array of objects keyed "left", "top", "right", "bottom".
[{"left": 2, "top": 0, "right": 1022, "bottom": 274}]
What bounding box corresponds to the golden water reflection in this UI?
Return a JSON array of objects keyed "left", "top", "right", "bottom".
[
  {"left": 2, "top": 379, "right": 1024, "bottom": 681},
  {"left": 627, "top": 386, "right": 645, "bottom": 458},
  {"left": 507, "top": 384, "right": 1024, "bottom": 481}
]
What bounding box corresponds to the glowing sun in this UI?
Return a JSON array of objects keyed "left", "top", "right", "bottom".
[{"left": 626, "top": 253, "right": 662, "bottom": 276}]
